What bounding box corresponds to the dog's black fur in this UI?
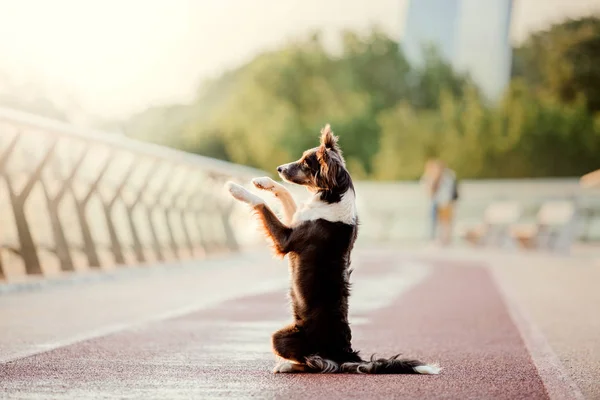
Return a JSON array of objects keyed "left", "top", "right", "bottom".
[{"left": 226, "top": 125, "right": 439, "bottom": 374}]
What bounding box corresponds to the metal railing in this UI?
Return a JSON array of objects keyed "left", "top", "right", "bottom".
[{"left": 0, "top": 107, "right": 266, "bottom": 280}]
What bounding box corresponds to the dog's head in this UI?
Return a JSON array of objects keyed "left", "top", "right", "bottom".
[{"left": 277, "top": 124, "right": 350, "bottom": 194}]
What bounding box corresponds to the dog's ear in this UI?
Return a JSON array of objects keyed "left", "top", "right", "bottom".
[
  {"left": 320, "top": 124, "right": 339, "bottom": 151},
  {"left": 316, "top": 145, "right": 339, "bottom": 189}
]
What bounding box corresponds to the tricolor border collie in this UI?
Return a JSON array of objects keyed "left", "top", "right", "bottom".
[{"left": 225, "top": 124, "right": 441, "bottom": 375}]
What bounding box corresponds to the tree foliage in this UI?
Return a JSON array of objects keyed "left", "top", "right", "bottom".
[
  {"left": 513, "top": 16, "right": 600, "bottom": 113},
  {"left": 123, "top": 18, "right": 600, "bottom": 180}
]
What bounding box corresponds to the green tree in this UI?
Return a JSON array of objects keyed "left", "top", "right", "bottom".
[{"left": 513, "top": 16, "right": 600, "bottom": 113}]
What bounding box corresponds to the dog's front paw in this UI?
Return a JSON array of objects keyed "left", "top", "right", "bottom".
[
  {"left": 224, "top": 181, "right": 264, "bottom": 206},
  {"left": 252, "top": 177, "right": 277, "bottom": 191}
]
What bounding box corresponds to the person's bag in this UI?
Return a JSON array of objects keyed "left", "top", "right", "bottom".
[{"left": 451, "top": 178, "right": 459, "bottom": 201}]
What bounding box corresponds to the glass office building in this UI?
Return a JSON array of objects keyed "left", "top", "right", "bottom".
[{"left": 402, "top": 0, "right": 513, "bottom": 102}]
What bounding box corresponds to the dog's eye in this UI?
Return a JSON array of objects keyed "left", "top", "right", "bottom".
[{"left": 304, "top": 157, "right": 317, "bottom": 170}]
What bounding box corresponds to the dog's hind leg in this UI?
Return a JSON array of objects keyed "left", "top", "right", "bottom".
[
  {"left": 252, "top": 177, "right": 297, "bottom": 225},
  {"left": 271, "top": 324, "right": 309, "bottom": 364},
  {"left": 272, "top": 326, "right": 336, "bottom": 374}
]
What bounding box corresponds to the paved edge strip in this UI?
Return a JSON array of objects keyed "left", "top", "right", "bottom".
[
  {"left": 0, "top": 251, "right": 259, "bottom": 296},
  {"left": 490, "top": 267, "right": 585, "bottom": 400}
]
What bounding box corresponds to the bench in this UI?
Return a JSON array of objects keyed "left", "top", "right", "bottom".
[
  {"left": 461, "top": 201, "right": 523, "bottom": 247},
  {"left": 510, "top": 200, "right": 578, "bottom": 254}
]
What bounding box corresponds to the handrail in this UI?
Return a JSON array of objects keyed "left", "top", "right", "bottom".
[{"left": 0, "top": 106, "right": 265, "bottom": 178}]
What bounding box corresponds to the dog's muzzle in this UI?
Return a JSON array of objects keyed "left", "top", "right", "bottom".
[{"left": 277, "top": 163, "right": 292, "bottom": 178}]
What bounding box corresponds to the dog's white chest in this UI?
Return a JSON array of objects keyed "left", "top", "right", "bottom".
[{"left": 291, "top": 191, "right": 357, "bottom": 226}]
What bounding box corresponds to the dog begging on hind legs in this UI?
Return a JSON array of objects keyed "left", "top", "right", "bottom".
[{"left": 225, "top": 124, "right": 441, "bottom": 375}]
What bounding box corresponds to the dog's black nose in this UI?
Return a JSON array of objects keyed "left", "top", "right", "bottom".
[{"left": 277, "top": 166, "right": 283, "bottom": 173}]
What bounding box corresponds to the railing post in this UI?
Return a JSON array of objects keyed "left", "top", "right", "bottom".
[
  {"left": 70, "top": 150, "right": 114, "bottom": 268},
  {"left": 40, "top": 143, "right": 89, "bottom": 272},
  {"left": 124, "top": 158, "right": 160, "bottom": 263},
  {"left": 146, "top": 164, "right": 175, "bottom": 262},
  {"left": 165, "top": 170, "right": 196, "bottom": 260},
  {"left": 181, "top": 178, "right": 204, "bottom": 257},
  {"left": 5, "top": 137, "right": 58, "bottom": 275},
  {"left": 100, "top": 154, "right": 135, "bottom": 265},
  {"left": 164, "top": 178, "right": 182, "bottom": 260},
  {"left": 0, "top": 133, "right": 20, "bottom": 279}
]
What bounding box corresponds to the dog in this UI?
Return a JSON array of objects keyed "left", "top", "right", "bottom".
[{"left": 225, "top": 124, "right": 440, "bottom": 375}]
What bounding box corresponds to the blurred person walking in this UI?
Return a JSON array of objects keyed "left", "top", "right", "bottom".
[{"left": 421, "top": 159, "right": 458, "bottom": 246}]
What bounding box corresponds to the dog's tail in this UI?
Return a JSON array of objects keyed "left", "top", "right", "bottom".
[
  {"left": 304, "top": 354, "right": 441, "bottom": 374},
  {"left": 340, "top": 354, "right": 441, "bottom": 375}
]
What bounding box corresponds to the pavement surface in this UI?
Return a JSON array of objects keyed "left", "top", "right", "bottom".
[{"left": 1, "top": 247, "right": 598, "bottom": 399}]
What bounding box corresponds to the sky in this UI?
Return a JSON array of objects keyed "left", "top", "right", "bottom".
[{"left": 0, "top": 0, "right": 599, "bottom": 120}]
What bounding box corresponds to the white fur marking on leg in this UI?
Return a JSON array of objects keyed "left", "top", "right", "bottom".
[
  {"left": 273, "top": 362, "right": 295, "bottom": 373},
  {"left": 413, "top": 364, "right": 442, "bottom": 375},
  {"left": 305, "top": 356, "right": 339, "bottom": 373},
  {"left": 224, "top": 181, "right": 264, "bottom": 206}
]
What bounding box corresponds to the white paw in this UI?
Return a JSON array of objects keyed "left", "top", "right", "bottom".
[
  {"left": 224, "top": 181, "right": 264, "bottom": 206},
  {"left": 413, "top": 364, "right": 442, "bottom": 375},
  {"left": 273, "top": 362, "right": 295, "bottom": 373},
  {"left": 252, "top": 177, "right": 277, "bottom": 191}
]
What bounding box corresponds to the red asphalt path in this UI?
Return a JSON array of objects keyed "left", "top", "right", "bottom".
[{"left": 1, "top": 261, "right": 552, "bottom": 399}]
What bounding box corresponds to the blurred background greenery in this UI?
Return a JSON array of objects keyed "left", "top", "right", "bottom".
[{"left": 118, "top": 17, "right": 600, "bottom": 180}]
